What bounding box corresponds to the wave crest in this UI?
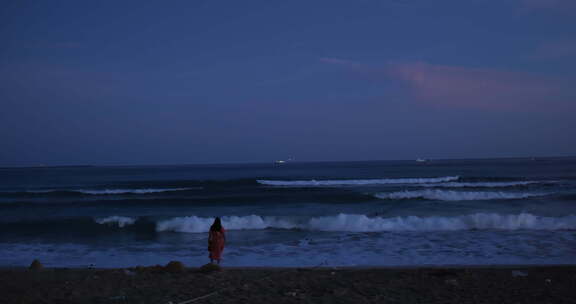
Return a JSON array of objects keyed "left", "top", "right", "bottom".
[
  {"left": 154, "top": 213, "right": 576, "bottom": 233},
  {"left": 257, "top": 176, "right": 460, "bottom": 187},
  {"left": 374, "top": 189, "right": 545, "bottom": 201},
  {"left": 156, "top": 215, "right": 297, "bottom": 233},
  {"left": 310, "top": 213, "right": 576, "bottom": 231},
  {"left": 418, "top": 181, "right": 542, "bottom": 188}
]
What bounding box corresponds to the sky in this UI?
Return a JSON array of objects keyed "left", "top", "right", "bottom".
[{"left": 1, "top": 0, "right": 575, "bottom": 166}]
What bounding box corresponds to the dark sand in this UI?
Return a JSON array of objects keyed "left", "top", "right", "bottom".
[{"left": 2, "top": 265, "right": 575, "bottom": 303}]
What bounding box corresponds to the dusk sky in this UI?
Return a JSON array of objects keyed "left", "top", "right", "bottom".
[{"left": 1, "top": 0, "right": 575, "bottom": 166}]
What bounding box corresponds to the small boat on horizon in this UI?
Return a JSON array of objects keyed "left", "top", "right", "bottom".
[
  {"left": 274, "top": 156, "right": 294, "bottom": 164},
  {"left": 416, "top": 158, "right": 428, "bottom": 163}
]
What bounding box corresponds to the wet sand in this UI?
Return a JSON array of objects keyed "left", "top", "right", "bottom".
[{"left": 1, "top": 264, "right": 575, "bottom": 303}]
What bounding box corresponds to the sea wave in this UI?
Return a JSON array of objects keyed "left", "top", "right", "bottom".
[
  {"left": 257, "top": 176, "right": 460, "bottom": 187},
  {"left": 154, "top": 213, "right": 576, "bottom": 233},
  {"left": 94, "top": 216, "right": 137, "bottom": 227},
  {"left": 416, "top": 181, "right": 543, "bottom": 188},
  {"left": 157, "top": 215, "right": 297, "bottom": 233},
  {"left": 374, "top": 189, "right": 546, "bottom": 201}
]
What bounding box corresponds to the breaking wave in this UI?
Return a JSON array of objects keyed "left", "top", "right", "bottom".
[
  {"left": 94, "top": 216, "right": 137, "bottom": 228},
  {"left": 374, "top": 189, "right": 546, "bottom": 201},
  {"left": 155, "top": 213, "right": 576, "bottom": 233},
  {"left": 157, "top": 215, "right": 298, "bottom": 233},
  {"left": 257, "top": 176, "right": 460, "bottom": 187},
  {"left": 417, "top": 181, "right": 543, "bottom": 188}
]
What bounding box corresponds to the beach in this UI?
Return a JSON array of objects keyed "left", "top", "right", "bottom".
[
  {"left": 2, "top": 161, "right": 576, "bottom": 303},
  {"left": 3, "top": 265, "right": 576, "bottom": 303}
]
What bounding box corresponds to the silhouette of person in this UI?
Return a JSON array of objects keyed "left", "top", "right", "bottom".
[{"left": 208, "top": 217, "right": 226, "bottom": 264}]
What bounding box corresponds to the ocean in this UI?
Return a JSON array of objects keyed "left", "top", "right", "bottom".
[{"left": 1, "top": 158, "right": 575, "bottom": 268}]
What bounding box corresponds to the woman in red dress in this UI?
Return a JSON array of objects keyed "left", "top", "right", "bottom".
[{"left": 208, "top": 217, "right": 226, "bottom": 264}]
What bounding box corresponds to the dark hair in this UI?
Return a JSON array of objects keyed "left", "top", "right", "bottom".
[{"left": 210, "top": 217, "right": 223, "bottom": 232}]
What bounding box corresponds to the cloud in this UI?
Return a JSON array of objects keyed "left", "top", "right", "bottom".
[
  {"left": 389, "top": 62, "right": 570, "bottom": 109},
  {"left": 321, "top": 58, "right": 575, "bottom": 111}
]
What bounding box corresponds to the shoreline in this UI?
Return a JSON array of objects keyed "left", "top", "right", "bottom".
[
  {"left": 3, "top": 264, "right": 575, "bottom": 303},
  {"left": 2, "top": 263, "right": 576, "bottom": 270}
]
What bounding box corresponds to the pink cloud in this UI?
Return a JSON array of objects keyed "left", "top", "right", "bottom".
[
  {"left": 320, "top": 58, "right": 574, "bottom": 111},
  {"left": 388, "top": 62, "right": 574, "bottom": 110}
]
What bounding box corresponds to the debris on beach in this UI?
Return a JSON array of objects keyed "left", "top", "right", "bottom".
[
  {"left": 164, "top": 261, "right": 185, "bottom": 273},
  {"left": 28, "top": 259, "right": 43, "bottom": 271}
]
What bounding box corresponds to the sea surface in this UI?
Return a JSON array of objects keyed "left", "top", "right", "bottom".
[{"left": 1, "top": 158, "right": 575, "bottom": 268}]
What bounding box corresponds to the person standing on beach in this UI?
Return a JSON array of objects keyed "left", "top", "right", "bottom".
[{"left": 208, "top": 217, "right": 226, "bottom": 264}]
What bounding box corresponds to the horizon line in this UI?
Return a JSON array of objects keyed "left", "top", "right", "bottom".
[{"left": 1, "top": 155, "right": 575, "bottom": 169}]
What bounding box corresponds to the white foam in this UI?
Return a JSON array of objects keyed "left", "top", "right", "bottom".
[
  {"left": 154, "top": 213, "right": 576, "bottom": 233},
  {"left": 257, "top": 176, "right": 460, "bottom": 187},
  {"left": 374, "top": 189, "right": 545, "bottom": 201},
  {"left": 310, "top": 213, "right": 576, "bottom": 231},
  {"left": 417, "top": 181, "right": 541, "bottom": 188},
  {"left": 156, "top": 215, "right": 297, "bottom": 233},
  {"left": 94, "top": 216, "right": 137, "bottom": 228}
]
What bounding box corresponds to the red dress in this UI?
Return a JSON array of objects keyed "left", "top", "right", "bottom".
[{"left": 208, "top": 228, "right": 226, "bottom": 260}]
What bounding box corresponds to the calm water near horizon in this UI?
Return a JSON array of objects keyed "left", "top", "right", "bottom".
[{"left": 1, "top": 157, "right": 575, "bottom": 268}]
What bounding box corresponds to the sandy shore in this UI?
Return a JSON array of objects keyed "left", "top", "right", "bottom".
[{"left": 2, "top": 264, "right": 575, "bottom": 303}]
